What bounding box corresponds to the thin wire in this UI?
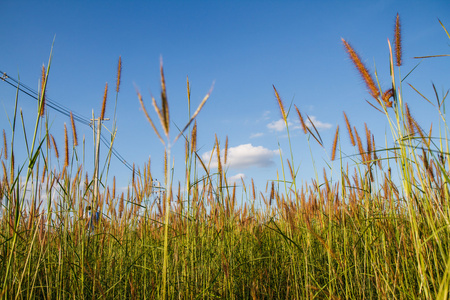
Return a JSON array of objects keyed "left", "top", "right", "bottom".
[
  {"left": 1, "top": 71, "right": 91, "bottom": 126},
  {"left": 0, "top": 71, "right": 133, "bottom": 171}
]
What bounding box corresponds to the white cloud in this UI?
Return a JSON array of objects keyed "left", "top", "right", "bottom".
[
  {"left": 250, "top": 132, "right": 264, "bottom": 138},
  {"left": 267, "top": 119, "right": 291, "bottom": 132},
  {"left": 262, "top": 110, "right": 271, "bottom": 119},
  {"left": 201, "top": 144, "right": 279, "bottom": 169},
  {"left": 228, "top": 173, "right": 246, "bottom": 183},
  {"left": 267, "top": 116, "right": 331, "bottom": 132},
  {"left": 305, "top": 116, "right": 332, "bottom": 130}
]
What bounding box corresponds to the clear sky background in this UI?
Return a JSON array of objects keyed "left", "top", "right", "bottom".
[{"left": 1, "top": 1, "right": 449, "bottom": 200}]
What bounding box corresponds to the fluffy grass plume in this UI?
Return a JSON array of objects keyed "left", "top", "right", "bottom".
[
  {"left": 343, "top": 111, "right": 356, "bottom": 146},
  {"left": 395, "top": 13, "right": 402, "bottom": 66},
  {"left": 101, "top": 82, "right": 108, "bottom": 120},
  {"left": 50, "top": 134, "right": 59, "bottom": 159},
  {"left": 331, "top": 125, "right": 339, "bottom": 161},
  {"left": 64, "top": 123, "right": 69, "bottom": 168},
  {"left": 273, "top": 85, "right": 286, "bottom": 121},
  {"left": 295, "top": 105, "right": 308, "bottom": 134},
  {"left": 342, "top": 38, "right": 380, "bottom": 100},
  {"left": 1, "top": 13, "right": 450, "bottom": 300},
  {"left": 70, "top": 112, "right": 78, "bottom": 146},
  {"left": 116, "top": 56, "right": 122, "bottom": 92},
  {"left": 40, "top": 65, "right": 46, "bottom": 117}
]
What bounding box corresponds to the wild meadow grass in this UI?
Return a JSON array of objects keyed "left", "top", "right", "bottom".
[{"left": 1, "top": 15, "right": 450, "bottom": 299}]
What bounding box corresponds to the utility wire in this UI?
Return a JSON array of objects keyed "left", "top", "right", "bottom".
[{"left": 0, "top": 70, "right": 133, "bottom": 171}]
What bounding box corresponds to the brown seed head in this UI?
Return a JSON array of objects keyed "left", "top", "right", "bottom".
[
  {"left": 354, "top": 126, "right": 366, "bottom": 162},
  {"left": 364, "top": 123, "right": 372, "bottom": 160},
  {"left": 269, "top": 181, "right": 274, "bottom": 205},
  {"left": 137, "top": 90, "right": 164, "bottom": 145},
  {"left": 295, "top": 105, "right": 308, "bottom": 134},
  {"left": 2, "top": 160, "right": 7, "bottom": 185},
  {"left": 382, "top": 88, "right": 394, "bottom": 108},
  {"left": 116, "top": 56, "right": 122, "bottom": 92},
  {"left": 331, "top": 125, "right": 339, "bottom": 161},
  {"left": 273, "top": 85, "right": 286, "bottom": 121},
  {"left": 342, "top": 38, "right": 380, "bottom": 100},
  {"left": 343, "top": 112, "right": 355, "bottom": 146},
  {"left": 101, "top": 83, "right": 108, "bottom": 120},
  {"left": 70, "top": 112, "right": 78, "bottom": 146},
  {"left": 41, "top": 159, "right": 47, "bottom": 183},
  {"left": 287, "top": 159, "right": 294, "bottom": 180},
  {"left": 190, "top": 121, "right": 197, "bottom": 155},
  {"left": 119, "top": 192, "right": 124, "bottom": 219},
  {"left": 160, "top": 59, "right": 170, "bottom": 137},
  {"left": 224, "top": 136, "right": 228, "bottom": 165},
  {"left": 64, "top": 123, "right": 69, "bottom": 167},
  {"left": 395, "top": 13, "right": 402, "bottom": 66},
  {"left": 50, "top": 134, "right": 59, "bottom": 159},
  {"left": 40, "top": 65, "right": 46, "bottom": 117},
  {"left": 113, "top": 176, "right": 116, "bottom": 200},
  {"left": 215, "top": 134, "right": 223, "bottom": 178},
  {"left": 405, "top": 103, "right": 415, "bottom": 135},
  {"left": 251, "top": 178, "right": 256, "bottom": 200}
]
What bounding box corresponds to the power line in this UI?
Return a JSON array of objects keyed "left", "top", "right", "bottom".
[{"left": 0, "top": 70, "right": 133, "bottom": 171}]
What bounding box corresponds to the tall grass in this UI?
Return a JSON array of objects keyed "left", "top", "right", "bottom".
[{"left": 1, "top": 15, "right": 449, "bottom": 299}]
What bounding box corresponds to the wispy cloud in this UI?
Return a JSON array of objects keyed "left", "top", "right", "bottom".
[
  {"left": 267, "top": 116, "right": 331, "bottom": 132},
  {"left": 228, "top": 173, "right": 246, "bottom": 183},
  {"left": 201, "top": 144, "right": 279, "bottom": 169},
  {"left": 250, "top": 132, "right": 264, "bottom": 138},
  {"left": 267, "top": 119, "right": 296, "bottom": 132},
  {"left": 305, "top": 116, "right": 332, "bottom": 130}
]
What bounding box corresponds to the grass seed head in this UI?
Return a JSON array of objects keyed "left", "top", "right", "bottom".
[
  {"left": 64, "top": 123, "right": 69, "bottom": 168},
  {"left": 190, "top": 120, "right": 197, "bottom": 155},
  {"left": 1, "top": 160, "right": 7, "bottom": 186},
  {"left": 70, "top": 112, "right": 78, "bottom": 146},
  {"left": 287, "top": 159, "right": 294, "bottom": 180},
  {"left": 382, "top": 88, "right": 394, "bottom": 108},
  {"left": 41, "top": 159, "right": 47, "bottom": 183},
  {"left": 343, "top": 112, "right": 356, "bottom": 146},
  {"left": 101, "top": 82, "right": 108, "bottom": 120},
  {"left": 40, "top": 65, "right": 46, "bottom": 117},
  {"left": 251, "top": 178, "right": 256, "bottom": 200},
  {"left": 160, "top": 59, "right": 170, "bottom": 137},
  {"left": 364, "top": 123, "right": 372, "bottom": 160},
  {"left": 342, "top": 38, "right": 380, "bottom": 100},
  {"left": 215, "top": 134, "right": 223, "bottom": 181},
  {"left": 354, "top": 126, "right": 366, "bottom": 162},
  {"left": 395, "top": 13, "right": 402, "bottom": 66},
  {"left": 224, "top": 136, "right": 228, "bottom": 165},
  {"left": 405, "top": 103, "right": 415, "bottom": 135},
  {"left": 51, "top": 134, "right": 59, "bottom": 159},
  {"left": 295, "top": 105, "right": 308, "bottom": 134},
  {"left": 273, "top": 85, "right": 286, "bottom": 121},
  {"left": 331, "top": 125, "right": 339, "bottom": 161},
  {"left": 116, "top": 56, "right": 122, "bottom": 92},
  {"left": 269, "top": 181, "right": 274, "bottom": 206}
]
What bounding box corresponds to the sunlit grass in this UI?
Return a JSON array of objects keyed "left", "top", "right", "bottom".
[{"left": 1, "top": 15, "right": 449, "bottom": 299}]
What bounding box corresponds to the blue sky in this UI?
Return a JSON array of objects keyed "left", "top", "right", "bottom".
[{"left": 1, "top": 0, "right": 449, "bottom": 199}]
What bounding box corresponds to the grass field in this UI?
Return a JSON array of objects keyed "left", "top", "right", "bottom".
[{"left": 1, "top": 15, "right": 450, "bottom": 299}]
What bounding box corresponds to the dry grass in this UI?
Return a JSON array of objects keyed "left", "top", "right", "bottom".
[{"left": 1, "top": 14, "right": 449, "bottom": 299}]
